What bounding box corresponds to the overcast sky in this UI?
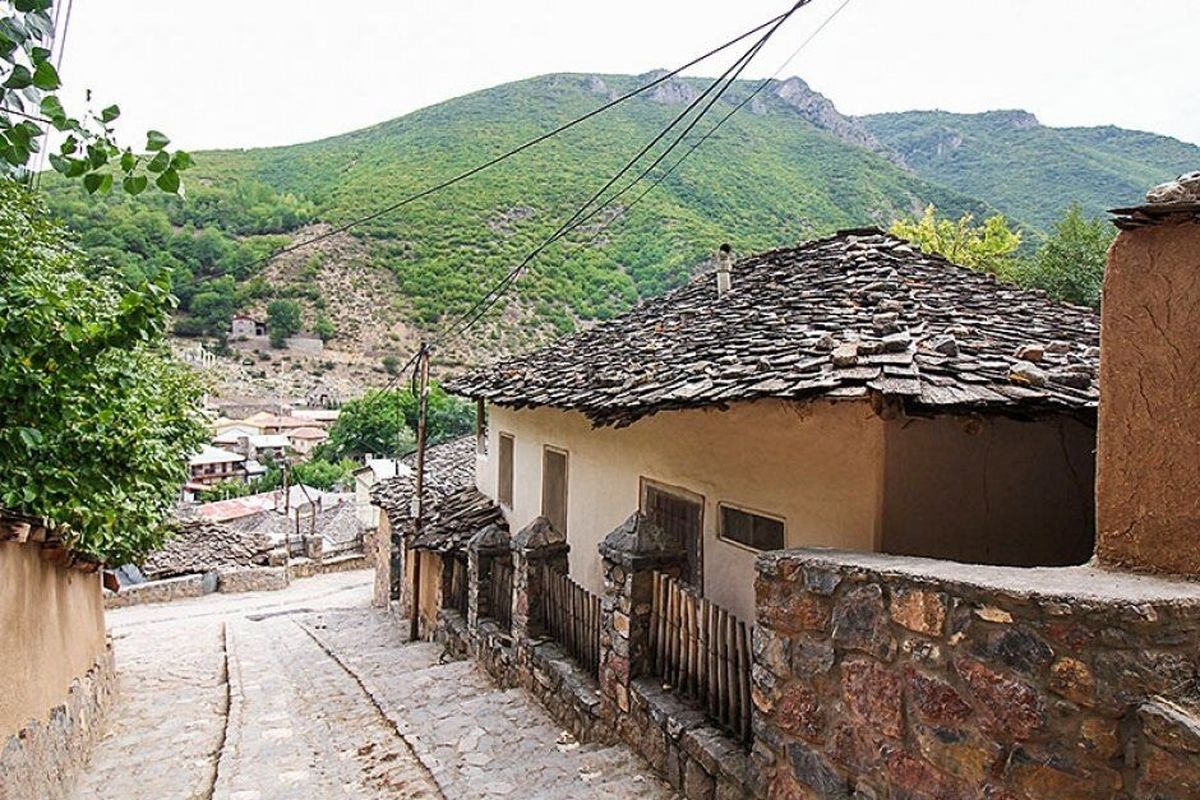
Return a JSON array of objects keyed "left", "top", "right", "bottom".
[{"left": 57, "top": 0, "right": 1199, "bottom": 152}]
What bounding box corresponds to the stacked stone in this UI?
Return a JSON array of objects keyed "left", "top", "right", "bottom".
[
  {"left": 752, "top": 550, "right": 1200, "bottom": 799},
  {"left": 447, "top": 230, "right": 1101, "bottom": 428},
  {"left": 141, "top": 519, "right": 273, "bottom": 580}
]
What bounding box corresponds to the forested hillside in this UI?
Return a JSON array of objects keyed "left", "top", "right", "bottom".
[
  {"left": 42, "top": 73, "right": 984, "bottom": 359},
  {"left": 41, "top": 73, "right": 1196, "bottom": 365},
  {"left": 861, "top": 109, "right": 1200, "bottom": 232}
]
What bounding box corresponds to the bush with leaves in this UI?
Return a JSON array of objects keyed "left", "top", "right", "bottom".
[
  {"left": 890, "top": 205, "right": 1023, "bottom": 280},
  {"left": 319, "top": 390, "right": 415, "bottom": 460},
  {"left": 1016, "top": 203, "right": 1114, "bottom": 308},
  {"left": 0, "top": 180, "right": 207, "bottom": 563},
  {"left": 290, "top": 457, "right": 358, "bottom": 491},
  {"left": 266, "top": 298, "right": 302, "bottom": 347}
]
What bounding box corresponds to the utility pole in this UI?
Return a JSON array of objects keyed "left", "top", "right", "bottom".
[{"left": 409, "top": 343, "right": 430, "bottom": 642}]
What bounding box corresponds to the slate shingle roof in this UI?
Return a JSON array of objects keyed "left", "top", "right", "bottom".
[
  {"left": 369, "top": 435, "right": 477, "bottom": 521},
  {"left": 446, "top": 229, "right": 1100, "bottom": 427},
  {"left": 410, "top": 488, "right": 506, "bottom": 554}
]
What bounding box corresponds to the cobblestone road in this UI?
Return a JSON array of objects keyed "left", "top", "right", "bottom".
[{"left": 71, "top": 570, "right": 676, "bottom": 800}]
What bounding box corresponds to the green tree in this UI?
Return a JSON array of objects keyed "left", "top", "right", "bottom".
[
  {"left": 266, "top": 298, "right": 302, "bottom": 347},
  {"left": 0, "top": 180, "right": 207, "bottom": 563},
  {"left": 1, "top": 1, "right": 191, "bottom": 194},
  {"left": 890, "top": 205, "right": 1023, "bottom": 281},
  {"left": 1017, "top": 203, "right": 1114, "bottom": 308},
  {"left": 320, "top": 390, "right": 415, "bottom": 460},
  {"left": 290, "top": 458, "right": 357, "bottom": 491}
]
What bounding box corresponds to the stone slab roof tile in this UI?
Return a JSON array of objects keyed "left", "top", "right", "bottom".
[{"left": 446, "top": 230, "right": 1100, "bottom": 427}]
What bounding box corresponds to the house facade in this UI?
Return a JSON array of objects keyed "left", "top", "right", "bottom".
[
  {"left": 449, "top": 230, "right": 1100, "bottom": 620},
  {"left": 187, "top": 445, "right": 248, "bottom": 487}
]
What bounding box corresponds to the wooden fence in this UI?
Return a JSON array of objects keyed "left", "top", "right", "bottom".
[
  {"left": 487, "top": 558, "right": 514, "bottom": 632},
  {"left": 650, "top": 572, "right": 753, "bottom": 744},
  {"left": 541, "top": 565, "right": 601, "bottom": 677}
]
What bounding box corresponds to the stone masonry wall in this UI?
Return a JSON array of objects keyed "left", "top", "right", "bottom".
[
  {"left": 753, "top": 549, "right": 1200, "bottom": 800},
  {"left": 0, "top": 645, "right": 116, "bottom": 800}
]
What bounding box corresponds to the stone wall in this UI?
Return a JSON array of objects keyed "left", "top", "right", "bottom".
[
  {"left": 753, "top": 549, "right": 1200, "bottom": 799},
  {"left": 103, "top": 572, "right": 211, "bottom": 609},
  {"left": 0, "top": 645, "right": 115, "bottom": 800}
]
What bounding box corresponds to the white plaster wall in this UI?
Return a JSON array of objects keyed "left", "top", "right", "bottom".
[{"left": 476, "top": 399, "right": 885, "bottom": 620}]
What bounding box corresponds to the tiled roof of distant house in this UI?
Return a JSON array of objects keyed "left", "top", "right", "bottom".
[
  {"left": 287, "top": 426, "right": 329, "bottom": 441},
  {"left": 369, "top": 436, "right": 476, "bottom": 522},
  {"left": 446, "top": 229, "right": 1101, "bottom": 427}
]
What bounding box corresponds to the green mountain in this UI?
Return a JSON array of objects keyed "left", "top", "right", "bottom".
[
  {"left": 860, "top": 109, "right": 1200, "bottom": 233},
  {"left": 43, "top": 74, "right": 986, "bottom": 355},
  {"left": 41, "top": 73, "right": 1195, "bottom": 362}
]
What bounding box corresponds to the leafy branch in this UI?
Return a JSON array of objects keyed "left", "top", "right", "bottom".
[{"left": 1, "top": 0, "right": 191, "bottom": 194}]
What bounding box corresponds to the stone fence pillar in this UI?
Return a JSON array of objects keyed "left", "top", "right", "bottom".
[
  {"left": 597, "top": 512, "right": 687, "bottom": 714},
  {"left": 510, "top": 517, "right": 569, "bottom": 645},
  {"left": 467, "top": 523, "right": 511, "bottom": 629}
]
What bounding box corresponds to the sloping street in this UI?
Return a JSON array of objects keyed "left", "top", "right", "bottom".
[{"left": 70, "top": 570, "right": 676, "bottom": 800}]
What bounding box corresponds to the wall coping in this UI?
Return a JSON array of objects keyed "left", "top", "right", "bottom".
[{"left": 757, "top": 548, "right": 1200, "bottom": 608}]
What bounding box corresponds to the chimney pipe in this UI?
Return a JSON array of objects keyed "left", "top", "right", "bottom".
[{"left": 716, "top": 243, "right": 733, "bottom": 297}]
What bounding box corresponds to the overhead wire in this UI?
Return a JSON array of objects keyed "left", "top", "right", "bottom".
[
  {"left": 554, "top": 0, "right": 855, "bottom": 262},
  {"left": 431, "top": 1, "right": 810, "bottom": 345},
  {"left": 238, "top": 8, "right": 798, "bottom": 274}
]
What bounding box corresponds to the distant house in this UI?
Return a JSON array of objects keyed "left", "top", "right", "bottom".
[
  {"left": 188, "top": 445, "right": 248, "bottom": 488},
  {"left": 286, "top": 426, "right": 329, "bottom": 456},
  {"left": 445, "top": 230, "right": 1101, "bottom": 619},
  {"left": 230, "top": 314, "right": 266, "bottom": 337},
  {"left": 354, "top": 457, "right": 407, "bottom": 529}
]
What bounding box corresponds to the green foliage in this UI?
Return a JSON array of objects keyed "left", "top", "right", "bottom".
[
  {"left": 1015, "top": 203, "right": 1115, "bottom": 308},
  {"left": 0, "top": 179, "right": 207, "bottom": 563},
  {"left": 313, "top": 314, "right": 335, "bottom": 342},
  {"left": 320, "top": 390, "right": 415, "bottom": 460},
  {"left": 289, "top": 457, "right": 358, "bottom": 491},
  {"left": 266, "top": 298, "right": 301, "bottom": 347},
  {"left": 319, "top": 382, "right": 474, "bottom": 461},
  {"left": 1, "top": 1, "right": 190, "bottom": 194},
  {"left": 201, "top": 462, "right": 283, "bottom": 500},
  {"left": 862, "top": 110, "right": 1200, "bottom": 232},
  {"left": 381, "top": 354, "right": 400, "bottom": 375},
  {"left": 890, "top": 205, "right": 1023, "bottom": 281}
]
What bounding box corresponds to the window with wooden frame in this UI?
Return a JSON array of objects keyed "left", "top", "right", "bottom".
[
  {"left": 497, "top": 433, "right": 514, "bottom": 508},
  {"left": 640, "top": 479, "right": 704, "bottom": 591},
  {"left": 718, "top": 503, "right": 785, "bottom": 552},
  {"left": 541, "top": 447, "right": 568, "bottom": 535}
]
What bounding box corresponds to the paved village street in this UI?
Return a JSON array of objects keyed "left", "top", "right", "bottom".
[{"left": 70, "top": 570, "right": 677, "bottom": 800}]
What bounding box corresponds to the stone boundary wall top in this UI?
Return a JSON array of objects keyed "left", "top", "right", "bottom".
[{"left": 752, "top": 548, "right": 1200, "bottom": 799}]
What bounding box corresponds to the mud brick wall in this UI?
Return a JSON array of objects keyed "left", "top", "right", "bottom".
[{"left": 752, "top": 550, "right": 1200, "bottom": 800}]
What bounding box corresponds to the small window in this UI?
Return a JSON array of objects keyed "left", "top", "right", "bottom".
[
  {"left": 498, "top": 433, "right": 514, "bottom": 507},
  {"left": 641, "top": 479, "right": 703, "bottom": 590},
  {"left": 542, "top": 447, "right": 568, "bottom": 535},
  {"left": 719, "top": 504, "right": 785, "bottom": 552}
]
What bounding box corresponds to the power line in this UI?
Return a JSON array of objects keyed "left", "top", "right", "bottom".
[
  {"left": 555, "top": 0, "right": 855, "bottom": 262},
  {"left": 240, "top": 7, "right": 798, "bottom": 273},
  {"left": 433, "top": 2, "right": 809, "bottom": 345}
]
